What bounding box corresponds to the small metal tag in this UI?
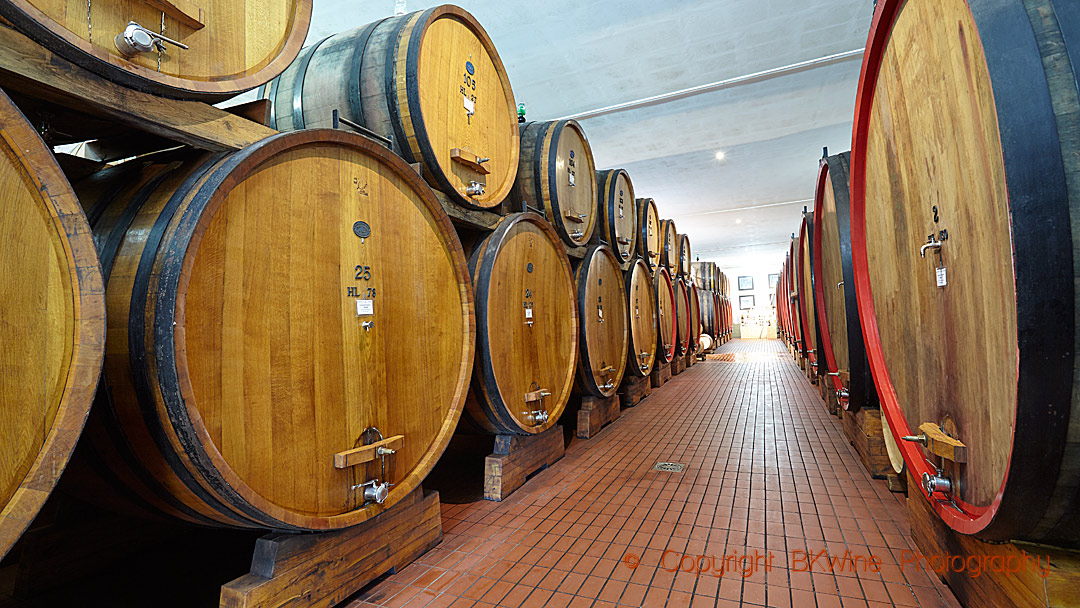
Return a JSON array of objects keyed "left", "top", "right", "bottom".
[
  {"left": 936, "top": 266, "right": 947, "bottom": 288},
  {"left": 356, "top": 299, "right": 374, "bottom": 316}
]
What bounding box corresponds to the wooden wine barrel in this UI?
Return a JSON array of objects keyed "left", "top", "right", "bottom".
[
  {"left": 596, "top": 169, "right": 637, "bottom": 268},
  {"left": 812, "top": 151, "right": 876, "bottom": 411},
  {"left": 674, "top": 277, "right": 691, "bottom": 356},
  {"left": 698, "top": 289, "right": 715, "bottom": 341},
  {"left": 659, "top": 219, "right": 678, "bottom": 271},
  {"left": 466, "top": 213, "right": 578, "bottom": 434},
  {"left": 573, "top": 245, "right": 628, "bottom": 398},
  {"left": 851, "top": 0, "right": 1080, "bottom": 543},
  {"left": 714, "top": 293, "right": 723, "bottom": 340},
  {"left": 654, "top": 266, "right": 677, "bottom": 363},
  {"left": 678, "top": 234, "right": 691, "bottom": 277},
  {"left": 880, "top": 413, "right": 905, "bottom": 476},
  {"left": 0, "top": 0, "right": 310, "bottom": 100},
  {"left": 624, "top": 259, "right": 656, "bottom": 377},
  {"left": 512, "top": 120, "right": 598, "bottom": 247},
  {"left": 261, "top": 5, "right": 519, "bottom": 210},
  {"left": 797, "top": 212, "right": 820, "bottom": 366},
  {"left": 636, "top": 198, "right": 660, "bottom": 269},
  {"left": 75, "top": 129, "right": 474, "bottom": 530},
  {"left": 688, "top": 283, "right": 701, "bottom": 353},
  {"left": 0, "top": 89, "right": 105, "bottom": 558}
]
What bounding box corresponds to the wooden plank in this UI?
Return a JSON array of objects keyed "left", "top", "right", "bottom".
[
  {"left": 650, "top": 359, "right": 671, "bottom": 389},
  {"left": 332, "top": 435, "right": 404, "bottom": 469},
  {"left": 220, "top": 489, "right": 441, "bottom": 608},
  {"left": 0, "top": 22, "right": 276, "bottom": 152},
  {"left": 917, "top": 422, "right": 967, "bottom": 463},
  {"left": 619, "top": 372, "right": 652, "bottom": 408},
  {"left": 143, "top": 0, "right": 205, "bottom": 29},
  {"left": 484, "top": 426, "right": 564, "bottom": 501},
  {"left": 449, "top": 148, "right": 491, "bottom": 175},
  {"left": 432, "top": 189, "right": 503, "bottom": 231},
  {"left": 576, "top": 394, "right": 621, "bottom": 439}
]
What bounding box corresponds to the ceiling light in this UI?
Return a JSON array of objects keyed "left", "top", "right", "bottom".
[
  {"left": 735, "top": 218, "right": 742, "bottom": 224},
  {"left": 714, "top": 150, "right": 726, "bottom": 162}
]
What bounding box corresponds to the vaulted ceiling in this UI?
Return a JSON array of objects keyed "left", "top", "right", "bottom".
[{"left": 309, "top": 0, "right": 874, "bottom": 272}]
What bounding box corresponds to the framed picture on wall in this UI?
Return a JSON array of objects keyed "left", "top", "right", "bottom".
[
  {"left": 768, "top": 273, "right": 779, "bottom": 288},
  {"left": 738, "top": 276, "right": 754, "bottom": 291},
  {"left": 770, "top": 293, "right": 776, "bottom": 306},
  {"left": 739, "top": 295, "right": 755, "bottom": 310}
]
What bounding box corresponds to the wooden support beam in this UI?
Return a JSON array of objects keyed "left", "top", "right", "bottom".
[
  {"left": 917, "top": 422, "right": 967, "bottom": 463},
  {"left": 0, "top": 22, "right": 275, "bottom": 152},
  {"left": 332, "top": 435, "right": 404, "bottom": 469}
]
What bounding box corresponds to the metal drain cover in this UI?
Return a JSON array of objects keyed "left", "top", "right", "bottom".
[{"left": 653, "top": 462, "right": 685, "bottom": 473}]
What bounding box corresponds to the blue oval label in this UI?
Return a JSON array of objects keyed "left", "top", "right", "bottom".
[
  {"left": 465, "top": 61, "right": 475, "bottom": 75},
  {"left": 569, "top": 150, "right": 575, "bottom": 158}
]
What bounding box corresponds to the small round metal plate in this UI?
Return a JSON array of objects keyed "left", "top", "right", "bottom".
[
  {"left": 527, "top": 263, "right": 533, "bottom": 273},
  {"left": 353, "top": 221, "right": 371, "bottom": 239},
  {"left": 465, "top": 61, "right": 475, "bottom": 75}
]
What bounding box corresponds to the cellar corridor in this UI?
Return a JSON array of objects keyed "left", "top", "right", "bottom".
[{"left": 346, "top": 340, "right": 961, "bottom": 608}]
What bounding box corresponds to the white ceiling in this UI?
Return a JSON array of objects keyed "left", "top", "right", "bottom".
[{"left": 308, "top": 0, "right": 873, "bottom": 272}]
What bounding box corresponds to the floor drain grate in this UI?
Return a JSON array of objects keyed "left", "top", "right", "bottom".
[{"left": 653, "top": 462, "right": 685, "bottom": 473}]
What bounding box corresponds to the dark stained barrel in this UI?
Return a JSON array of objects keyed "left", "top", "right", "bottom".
[
  {"left": 262, "top": 5, "right": 519, "bottom": 210},
  {"left": 678, "top": 234, "right": 692, "bottom": 277},
  {"left": 0, "top": 0, "right": 311, "bottom": 99},
  {"left": 659, "top": 219, "right": 678, "bottom": 271},
  {"left": 624, "top": 259, "right": 656, "bottom": 377},
  {"left": 637, "top": 198, "right": 660, "bottom": 269},
  {"left": 812, "top": 151, "right": 876, "bottom": 411},
  {"left": 674, "top": 277, "right": 691, "bottom": 356},
  {"left": 851, "top": 0, "right": 1080, "bottom": 543},
  {"left": 573, "top": 245, "right": 628, "bottom": 398},
  {"left": 467, "top": 213, "right": 578, "bottom": 434},
  {"left": 596, "top": 169, "right": 637, "bottom": 269},
  {"left": 74, "top": 129, "right": 474, "bottom": 530},
  {"left": 654, "top": 266, "right": 677, "bottom": 363},
  {"left": 0, "top": 89, "right": 104, "bottom": 558},
  {"left": 688, "top": 283, "right": 701, "bottom": 354},
  {"left": 512, "top": 120, "right": 598, "bottom": 247}
]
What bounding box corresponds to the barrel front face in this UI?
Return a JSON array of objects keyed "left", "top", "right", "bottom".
[
  {"left": 674, "top": 277, "right": 690, "bottom": 355},
  {"left": 515, "top": 121, "right": 598, "bottom": 247},
  {"left": 470, "top": 213, "right": 578, "bottom": 434},
  {"left": 678, "top": 235, "right": 691, "bottom": 277},
  {"left": 797, "top": 218, "right": 818, "bottom": 364},
  {"left": 688, "top": 283, "right": 701, "bottom": 352},
  {"left": 659, "top": 219, "right": 678, "bottom": 271},
  {"left": 0, "top": 0, "right": 311, "bottom": 99},
  {"left": 637, "top": 198, "right": 660, "bottom": 269},
  {"left": 850, "top": 0, "right": 1080, "bottom": 541},
  {"left": 625, "top": 259, "right": 656, "bottom": 376},
  {"left": 597, "top": 169, "right": 637, "bottom": 266},
  {"left": 0, "top": 90, "right": 104, "bottom": 557},
  {"left": 654, "top": 267, "right": 676, "bottom": 363},
  {"left": 574, "top": 246, "right": 628, "bottom": 398},
  {"left": 814, "top": 161, "right": 850, "bottom": 391},
  {"left": 86, "top": 130, "right": 474, "bottom": 530}
]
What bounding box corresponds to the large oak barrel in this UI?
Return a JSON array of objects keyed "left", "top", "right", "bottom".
[
  {"left": 261, "top": 5, "right": 518, "bottom": 210},
  {"left": 0, "top": 0, "right": 310, "bottom": 100},
  {"left": 674, "top": 277, "right": 691, "bottom": 356},
  {"left": 688, "top": 282, "right": 701, "bottom": 354},
  {"left": 797, "top": 212, "right": 821, "bottom": 367},
  {"left": 466, "top": 213, "right": 578, "bottom": 434},
  {"left": 596, "top": 169, "right": 637, "bottom": 268},
  {"left": 624, "top": 259, "right": 656, "bottom": 377},
  {"left": 698, "top": 289, "right": 716, "bottom": 342},
  {"left": 512, "top": 120, "right": 598, "bottom": 247},
  {"left": 659, "top": 219, "right": 678, "bottom": 271},
  {"left": 678, "top": 234, "right": 691, "bottom": 278},
  {"left": 812, "top": 151, "right": 876, "bottom": 411},
  {"left": 654, "top": 266, "right": 676, "bottom": 363},
  {"left": 74, "top": 129, "right": 474, "bottom": 530},
  {"left": 573, "top": 245, "right": 628, "bottom": 399},
  {"left": 850, "top": 0, "right": 1080, "bottom": 544},
  {"left": 0, "top": 89, "right": 104, "bottom": 558},
  {"left": 636, "top": 198, "right": 660, "bottom": 269}
]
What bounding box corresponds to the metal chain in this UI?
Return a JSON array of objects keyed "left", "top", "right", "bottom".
[
  {"left": 85, "top": 0, "right": 91, "bottom": 43},
  {"left": 157, "top": 12, "right": 164, "bottom": 71}
]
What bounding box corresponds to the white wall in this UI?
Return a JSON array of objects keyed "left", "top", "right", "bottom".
[{"left": 722, "top": 263, "right": 781, "bottom": 326}]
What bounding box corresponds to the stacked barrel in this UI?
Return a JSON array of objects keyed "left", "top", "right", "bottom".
[{"left": 690, "top": 261, "right": 728, "bottom": 350}]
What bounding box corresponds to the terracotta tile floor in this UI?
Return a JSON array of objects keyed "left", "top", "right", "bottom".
[{"left": 347, "top": 339, "right": 962, "bottom": 608}]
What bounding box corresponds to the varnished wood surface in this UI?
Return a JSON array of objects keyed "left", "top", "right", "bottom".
[
  {"left": 573, "top": 245, "right": 628, "bottom": 398},
  {"left": 659, "top": 219, "right": 678, "bottom": 271},
  {"left": 263, "top": 7, "right": 518, "bottom": 210},
  {"left": 511, "top": 120, "right": 597, "bottom": 247},
  {"left": 0, "top": 0, "right": 311, "bottom": 99},
  {"left": 687, "top": 283, "right": 701, "bottom": 353},
  {"left": 653, "top": 266, "right": 676, "bottom": 363},
  {"left": 0, "top": 88, "right": 104, "bottom": 559},
  {"left": 624, "top": 259, "right": 656, "bottom": 377},
  {"left": 677, "top": 234, "right": 691, "bottom": 277},
  {"left": 466, "top": 213, "right": 578, "bottom": 435},
  {"left": 636, "top": 198, "right": 660, "bottom": 269},
  {"left": 595, "top": 169, "right": 636, "bottom": 267},
  {"left": 797, "top": 215, "right": 818, "bottom": 365},
  {"left": 815, "top": 163, "right": 850, "bottom": 386},
  {"left": 674, "top": 277, "right": 691, "bottom": 356},
  {"left": 77, "top": 129, "right": 473, "bottom": 530}
]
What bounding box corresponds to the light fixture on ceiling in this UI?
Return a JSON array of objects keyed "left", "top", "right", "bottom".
[
  {"left": 714, "top": 150, "right": 726, "bottom": 162},
  {"left": 735, "top": 218, "right": 742, "bottom": 224}
]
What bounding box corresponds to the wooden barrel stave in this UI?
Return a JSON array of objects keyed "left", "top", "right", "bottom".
[
  {"left": 654, "top": 266, "right": 677, "bottom": 363},
  {"left": 659, "top": 218, "right": 678, "bottom": 271},
  {"left": 466, "top": 213, "right": 578, "bottom": 434},
  {"left": 624, "top": 259, "right": 656, "bottom": 376},
  {"left": 596, "top": 169, "right": 637, "bottom": 268},
  {"left": 572, "top": 245, "right": 628, "bottom": 398},
  {"left": 688, "top": 283, "right": 701, "bottom": 353},
  {"left": 678, "top": 234, "right": 691, "bottom": 278},
  {"left": 674, "top": 277, "right": 691, "bottom": 356},
  {"left": 636, "top": 198, "right": 660, "bottom": 269},
  {"left": 0, "top": 88, "right": 105, "bottom": 558}
]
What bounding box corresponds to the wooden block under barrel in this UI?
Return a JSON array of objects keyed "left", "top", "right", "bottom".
[
  {"left": 483, "top": 426, "right": 565, "bottom": 501},
  {"left": 576, "top": 394, "right": 621, "bottom": 439},
  {"left": 619, "top": 372, "right": 652, "bottom": 408},
  {"left": 650, "top": 359, "right": 672, "bottom": 388}
]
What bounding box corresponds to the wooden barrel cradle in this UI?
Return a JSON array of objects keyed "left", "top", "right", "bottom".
[
  {"left": 572, "top": 245, "right": 628, "bottom": 399},
  {"left": 0, "top": 0, "right": 311, "bottom": 100},
  {"left": 637, "top": 197, "right": 660, "bottom": 269},
  {"left": 74, "top": 128, "right": 474, "bottom": 530},
  {"left": 851, "top": 0, "right": 1080, "bottom": 543},
  {"left": 688, "top": 283, "right": 701, "bottom": 354},
  {"left": 812, "top": 151, "right": 877, "bottom": 411},
  {"left": 674, "top": 277, "right": 691, "bottom": 356},
  {"left": 511, "top": 120, "right": 598, "bottom": 247},
  {"left": 596, "top": 169, "right": 637, "bottom": 268},
  {"left": 466, "top": 213, "right": 578, "bottom": 434},
  {"left": 678, "top": 234, "right": 691, "bottom": 277},
  {"left": 624, "top": 258, "right": 656, "bottom": 377},
  {"left": 261, "top": 5, "right": 519, "bottom": 210},
  {"left": 659, "top": 218, "right": 678, "bottom": 271},
  {"left": 0, "top": 88, "right": 104, "bottom": 558},
  {"left": 653, "top": 266, "right": 677, "bottom": 364}
]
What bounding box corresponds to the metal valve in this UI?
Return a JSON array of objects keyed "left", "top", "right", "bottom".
[
  {"left": 466, "top": 181, "right": 486, "bottom": 196},
  {"left": 115, "top": 21, "right": 189, "bottom": 57},
  {"left": 920, "top": 235, "right": 943, "bottom": 258},
  {"left": 524, "top": 409, "right": 550, "bottom": 425},
  {"left": 922, "top": 471, "right": 952, "bottom": 495},
  {"left": 358, "top": 479, "right": 390, "bottom": 504},
  {"left": 902, "top": 433, "right": 927, "bottom": 445},
  {"left": 835, "top": 388, "right": 849, "bottom": 406},
  {"left": 362, "top": 320, "right": 374, "bottom": 331},
  {"left": 571, "top": 230, "right": 584, "bottom": 239}
]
